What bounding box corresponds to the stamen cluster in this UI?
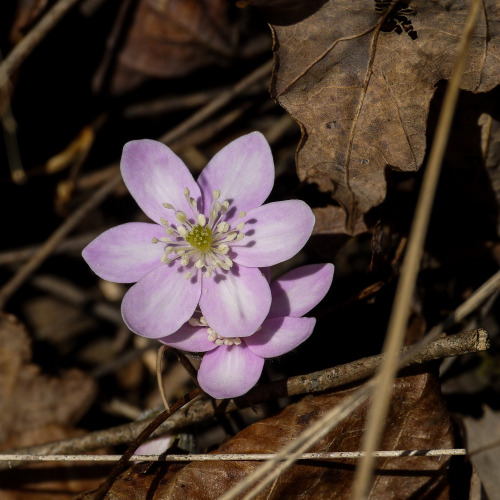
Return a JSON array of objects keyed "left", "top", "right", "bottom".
[
  {"left": 188, "top": 315, "right": 241, "bottom": 346},
  {"left": 152, "top": 188, "right": 246, "bottom": 279}
]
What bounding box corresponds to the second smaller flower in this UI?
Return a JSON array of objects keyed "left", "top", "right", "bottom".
[{"left": 159, "top": 263, "right": 334, "bottom": 399}]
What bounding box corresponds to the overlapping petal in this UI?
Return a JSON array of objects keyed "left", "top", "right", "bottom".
[
  {"left": 82, "top": 223, "right": 165, "bottom": 283},
  {"left": 159, "top": 325, "right": 216, "bottom": 352},
  {"left": 198, "top": 344, "right": 264, "bottom": 399},
  {"left": 269, "top": 263, "right": 334, "bottom": 318},
  {"left": 121, "top": 263, "right": 201, "bottom": 338},
  {"left": 199, "top": 265, "right": 271, "bottom": 338},
  {"left": 232, "top": 200, "right": 315, "bottom": 267},
  {"left": 245, "top": 316, "right": 316, "bottom": 358},
  {"left": 121, "top": 140, "right": 201, "bottom": 225},
  {"left": 197, "top": 132, "right": 274, "bottom": 217}
]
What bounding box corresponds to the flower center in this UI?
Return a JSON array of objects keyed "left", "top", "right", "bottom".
[
  {"left": 151, "top": 188, "right": 247, "bottom": 279},
  {"left": 185, "top": 225, "right": 213, "bottom": 252}
]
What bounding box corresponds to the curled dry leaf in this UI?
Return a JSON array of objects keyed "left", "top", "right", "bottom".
[
  {"left": 109, "top": 372, "right": 454, "bottom": 499},
  {"left": 270, "top": 0, "right": 500, "bottom": 234},
  {"left": 94, "top": 0, "right": 239, "bottom": 94}
]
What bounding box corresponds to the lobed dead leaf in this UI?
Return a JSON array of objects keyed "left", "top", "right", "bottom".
[{"left": 270, "top": 0, "right": 500, "bottom": 234}]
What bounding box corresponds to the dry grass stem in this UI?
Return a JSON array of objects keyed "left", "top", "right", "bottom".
[{"left": 0, "top": 448, "right": 468, "bottom": 463}]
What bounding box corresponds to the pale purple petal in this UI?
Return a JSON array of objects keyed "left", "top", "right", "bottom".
[
  {"left": 245, "top": 316, "right": 316, "bottom": 358},
  {"left": 121, "top": 263, "right": 201, "bottom": 338},
  {"left": 197, "top": 132, "right": 274, "bottom": 216},
  {"left": 232, "top": 200, "right": 315, "bottom": 267},
  {"left": 82, "top": 223, "right": 165, "bottom": 283},
  {"left": 159, "top": 325, "right": 216, "bottom": 353},
  {"left": 199, "top": 264, "right": 271, "bottom": 338},
  {"left": 121, "top": 140, "right": 201, "bottom": 225},
  {"left": 135, "top": 436, "right": 173, "bottom": 457},
  {"left": 269, "top": 263, "right": 334, "bottom": 318},
  {"left": 198, "top": 344, "right": 264, "bottom": 399}
]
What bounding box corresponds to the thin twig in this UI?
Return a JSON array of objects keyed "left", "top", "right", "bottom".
[
  {"left": 0, "top": 0, "right": 83, "bottom": 89},
  {"left": 352, "top": 2, "right": 483, "bottom": 497},
  {"left": 123, "top": 86, "right": 231, "bottom": 118},
  {"left": 0, "top": 328, "right": 488, "bottom": 471},
  {"left": 0, "top": 50, "right": 25, "bottom": 184},
  {"left": 173, "top": 349, "right": 199, "bottom": 384},
  {"left": 0, "top": 449, "right": 468, "bottom": 463},
  {"left": 156, "top": 345, "right": 170, "bottom": 412},
  {"left": 159, "top": 60, "right": 273, "bottom": 145}
]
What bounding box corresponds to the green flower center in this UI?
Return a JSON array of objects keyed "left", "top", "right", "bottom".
[
  {"left": 185, "top": 225, "right": 213, "bottom": 253},
  {"left": 152, "top": 187, "right": 247, "bottom": 279}
]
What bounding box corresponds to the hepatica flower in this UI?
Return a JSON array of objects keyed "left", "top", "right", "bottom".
[
  {"left": 82, "top": 133, "right": 314, "bottom": 339},
  {"left": 159, "top": 264, "right": 334, "bottom": 399}
]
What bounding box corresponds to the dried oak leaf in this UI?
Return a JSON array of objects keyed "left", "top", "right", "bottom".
[
  {"left": 94, "top": 0, "right": 238, "bottom": 94},
  {"left": 109, "top": 372, "right": 454, "bottom": 499},
  {"left": 270, "top": 0, "right": 500, "bottom": 234},
  {"left": 0, "top": 312, "right": 96, "bottom": 444}
]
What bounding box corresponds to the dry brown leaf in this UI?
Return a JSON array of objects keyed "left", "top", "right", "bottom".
[
  {"left": 463, "top": 406, "right": 500, "bottom": 500},
  {"left": 0, "top": 312, "right": 96, "bottom": 444},
  {"left": 270, "top": 0, "right": 500, "bottom": 234},
  {"left": 94, "top": 0, "right": 239, "bottom": 94},
  {"left": 108, "top": 371, "right": 454, "bottom": 498}
]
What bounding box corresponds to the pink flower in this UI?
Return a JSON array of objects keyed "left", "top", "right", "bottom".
[
  {"left": 82, "top": 133, "right": 314, "bottom": 339},
  {"left": 159, "top": 264, "right": 334, "bottom": 399}
]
